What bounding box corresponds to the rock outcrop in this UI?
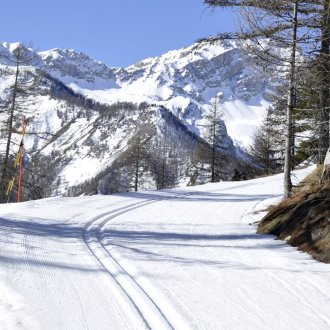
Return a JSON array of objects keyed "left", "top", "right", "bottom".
[{"left": 258, "top": 166, "right": 330, "bottom": 263}]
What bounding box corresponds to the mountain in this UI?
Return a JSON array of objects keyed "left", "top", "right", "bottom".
[
  {"left": 0, "top": 40, "right": 279, "bottom": 198},
  {"left": 38, "top": 39, "right": 276, "bottom": 148}
]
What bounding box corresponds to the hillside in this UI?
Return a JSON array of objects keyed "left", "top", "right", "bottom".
[{"left": 258, "top": 166, "right": 330, "bottom": 263}]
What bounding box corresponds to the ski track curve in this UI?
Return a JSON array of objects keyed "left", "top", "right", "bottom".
[
  {"left": 83, "top": 199, "right": 177, "bottom": 330},
  {"left": 92, "top": 183, "right": 278, "bottom": 330}
]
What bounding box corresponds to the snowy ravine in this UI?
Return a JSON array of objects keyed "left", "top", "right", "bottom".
[{"left": 0, "top": 166, "right": 329, "bottom": 330}]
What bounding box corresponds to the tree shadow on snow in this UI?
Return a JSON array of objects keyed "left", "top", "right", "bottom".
[
  {"left": 101, "top": 228, "right": 330, "bottom": 273},
  {"left": 124, "top": 190, "right": 280, "bottom": 203},
  {"left": 0, "top": 216, "right": 101, "bottom": 273}
]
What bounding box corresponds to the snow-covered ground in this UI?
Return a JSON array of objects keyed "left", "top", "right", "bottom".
[{"left": 0, "top": 166, "right": 329, "bottom": 329}]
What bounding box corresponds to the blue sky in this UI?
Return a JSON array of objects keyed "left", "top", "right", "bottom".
[{"left": 1, "top": 0, "right": 236, "bottom": 67}]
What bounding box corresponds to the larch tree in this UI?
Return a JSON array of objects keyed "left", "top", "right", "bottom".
[
  {"left": 203, "top": 0, "right": 330, "bottom": 197},
  {"left": 0, "top": 44, "right": 38, "bottom": 202},
  {"left": 126, "top": 122, "right": 154, "bottom": 192},
  {"left": 251, "top": 106, "right": 285, "bottom": 174},
  {"left": 318, "top": 0, "right": 330, "bottom": 163},
  {"left": 204, "top": 99, "right": 225, "bottom": 182}
]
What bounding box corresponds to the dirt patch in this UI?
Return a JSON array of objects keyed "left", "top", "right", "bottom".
[{"left": 258, "top": 167, "right": 330, "bottom": 263}]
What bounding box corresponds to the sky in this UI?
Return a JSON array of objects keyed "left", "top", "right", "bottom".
[{"left": 1, "top": 0, "right": 237, "bottom": 67}]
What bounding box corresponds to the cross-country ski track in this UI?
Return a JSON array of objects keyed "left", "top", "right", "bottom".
[{"left": 0, "top": 166, "right": 329, "bottom": 330}]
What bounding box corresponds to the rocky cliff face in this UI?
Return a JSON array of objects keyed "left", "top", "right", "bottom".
[{"left": 39, "top": 48, "right": 117, "bottom": 85}]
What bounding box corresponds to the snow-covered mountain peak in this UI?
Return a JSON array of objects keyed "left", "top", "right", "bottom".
[
  {"left": 39, "top": 48, "right": 94, "bottom": 63},
  {"left": 125, "top": 39, "right": 237, "bottom": 72},
  {"left": 38, "top": 47, "right": 116, "bottom": 85},
  {"left": 103, "top": 39, "right": 276, "bottom": 148},
  {"left": 0, "top": 41, "right": 36, "bottom": 55}
]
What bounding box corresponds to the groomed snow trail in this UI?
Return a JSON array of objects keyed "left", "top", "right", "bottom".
[{"left": 0, "top": 167, "right": 330, "bottom": 329}]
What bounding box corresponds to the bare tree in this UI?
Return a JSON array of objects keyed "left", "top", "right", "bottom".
[
  {"left": 283, "top": 0, "right": 299, "bottom": 197},
  {"left": 251, "top": 107, "right": 284, "bottom": 174},
  {"left": 0, "top": 44, "right": 38, "bottom": 202},
  {"left": 125, "top": 123, "right": 154, "bottom": 191},
  {"left": 204, "top": 99, "right": 225, "bottom": 182},
  {"left": 318, "top": 0, "right": 330, "bottom": 163}
]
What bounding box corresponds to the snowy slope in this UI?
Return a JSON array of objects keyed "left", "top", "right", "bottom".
[{"left": 0, "top": 166, "right": 329, "bottom": 329}]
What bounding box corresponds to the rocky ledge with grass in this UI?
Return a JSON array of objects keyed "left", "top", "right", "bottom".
[{"left": 258, "top": 165, "right": 330, "bottom": 263}]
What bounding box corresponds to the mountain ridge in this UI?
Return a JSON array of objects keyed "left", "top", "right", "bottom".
[
  {"left": 0, "top": 39, "right": 279, "bottom": 198},
  {"left": 1, "top": 39, "right": 275, "bottom": 148}
]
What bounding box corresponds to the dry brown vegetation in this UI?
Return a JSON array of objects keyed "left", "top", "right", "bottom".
[{"left": 258, "top": 166, "right": 330, "bottom": 263}]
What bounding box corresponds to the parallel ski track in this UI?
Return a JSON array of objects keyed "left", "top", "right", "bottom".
[
  {"left": 81, "top": 180, "right": 279, "bottom": 329},
  {"left": 82, "top": 199, "right": 175, "bottom": 330}
]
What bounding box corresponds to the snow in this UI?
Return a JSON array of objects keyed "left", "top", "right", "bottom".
[
  {"left": 221, "top": 98, "right": 271, "bottom": 148},
  {"left": 1, "top": 166, "right": 330, "bottom": 329}
]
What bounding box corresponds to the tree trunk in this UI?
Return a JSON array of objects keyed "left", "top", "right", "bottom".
[
  {"left": 211, "top": 101, "right": 218, "bottom": 183},
  {"left": 211, "top": 120, "right": 216, "bottom": 182},
  {"left": 134, "top": 142, "right": 140, "bottom": 192},
  {"left": 284, "top": 0, "right": 298, "bottom": 199},
  {"left": 1, "top": 56, "right": 19, "bottom": 201},
  {"left": 318, "top": 0, "right": 330, "bottom": 163}
]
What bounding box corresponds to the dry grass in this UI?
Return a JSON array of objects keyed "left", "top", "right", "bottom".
[
  {"left": 294, "top": 165, "right": 324, "bottom": 193},
  {"left": 258, "top": 167, "right": 330, "bottom": 263}
]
